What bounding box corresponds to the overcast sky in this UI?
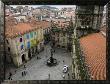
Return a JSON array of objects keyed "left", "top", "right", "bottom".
[{"left": 10, "top": 5, "right": 76, "bottom": 9}]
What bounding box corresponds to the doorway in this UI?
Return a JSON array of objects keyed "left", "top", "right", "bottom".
[
  {"left": 28, "top": 49, "right": 31, "bottom": 59},
  {"left": 22, "top": 54, "right": 26, "bottom": 63},
  {"left": 36, "top": 46, "right": 38, "bottom": 52}
]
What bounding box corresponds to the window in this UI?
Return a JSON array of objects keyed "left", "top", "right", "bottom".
[
  {"left": 27, "top": 42, "right": 30, "bottom": 48},
  {"left": 26, "top": 34, "right": 29, "bottom": 39},
  {"left": 8, "top": 47, "right": 10, "bottom": 52},
  {"left": 21, "top": 44, "right": 24, "bottom": 50},
  {"left": 20, "top": 37, "right": 22, "bottom": 42},
  {"left": 30, "top": 32, "right": 33, "bottom": 38},
  {"left": 34, "top": 32, "right": 36, "bottom": 35}
]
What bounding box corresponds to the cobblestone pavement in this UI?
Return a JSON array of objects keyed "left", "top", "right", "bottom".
[{"left": 5, "top": 44, "right": 72, "bottom": 80}]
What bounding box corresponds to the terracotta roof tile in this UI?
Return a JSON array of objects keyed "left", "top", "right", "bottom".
[
  {"left": 5, "top": 18, "right": 51, "bottom": 38},
  {"left": 80, "top": 33, "right": 106, "bottom": 80}
]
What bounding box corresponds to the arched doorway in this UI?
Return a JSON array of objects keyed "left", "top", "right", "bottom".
[
  {"left": 28, "top": 49, "right": 31, "bottom": 59},
  {"left": 22, "top": 54, "right": 25, "bottom": 63}
]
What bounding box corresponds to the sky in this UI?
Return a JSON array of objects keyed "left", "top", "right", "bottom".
[{"left": 10, "top": 5, "right": 76, "bottom": 9}]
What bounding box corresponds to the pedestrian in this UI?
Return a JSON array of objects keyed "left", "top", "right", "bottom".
[
  {"left": 37, "top": 56, "right": 39, "bottom": 59},
  {"left": 68, "top": 73, "right": 69, "bottom": 76},
  {"left": 68, "top": 73, "right": 70, "bottom": 79},
  {"left": 22, "top": 71, "right": 24, "bottom": 77},
  {"left": 62, "top": 74, "right": 65, "bottom": 79},
  {"left": 24, "top": 71, "right": 26, "bottom": 76},
  {"left": 24, "top": 65, "right": 26, "bottom": 69},
  {"left": 9, "top": 72, "right": 12, "bottom": 77},
  {"left": 23, "top": 71, "right": 25, "bottom": 76},
  {"left": 25, "top": 71, "right": 27, "bottom": 76},
  {"left": 63, "top": 60, "right": 65, "bottom": 64},
  {"left": 8, "top": 72, "right": 12, "bottom": 80},
  {"left": 48, "top": 74, "right": 50, "bottom": 79}
]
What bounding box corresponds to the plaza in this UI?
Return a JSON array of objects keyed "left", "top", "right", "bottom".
[{"left": 5, "top": 44, "right": 72, "bottom": 80}]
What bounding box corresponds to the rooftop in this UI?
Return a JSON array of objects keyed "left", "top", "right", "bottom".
[
  {"left": 80, "top": 32, "right": 106, "bottom": 80},
  {"left": 5, "top": 18, "right": 51, "bottom": 38}
]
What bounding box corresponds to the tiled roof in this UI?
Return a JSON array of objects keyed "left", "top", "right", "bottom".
[
  {"left": 5, "top": 18, "right": 51, "bottom": 38},
  {"left": 80, "top": 33, "right": 106, "bottom": 80}
]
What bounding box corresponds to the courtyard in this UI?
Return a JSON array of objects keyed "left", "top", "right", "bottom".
[{"left": 5, "top": 44, "right": 72, "bottom": 80}]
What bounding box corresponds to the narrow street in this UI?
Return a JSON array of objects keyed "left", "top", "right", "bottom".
[{"left": 6, "top": 44, "right": 72, "bottom": 80}]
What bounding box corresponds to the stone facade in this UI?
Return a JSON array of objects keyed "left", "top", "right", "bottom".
[
  {"left": 75, "top": 5, "right": 104, "bottom": 38},
  {"left": 5, "top": 22, "right": 49, "bottom": 67}
]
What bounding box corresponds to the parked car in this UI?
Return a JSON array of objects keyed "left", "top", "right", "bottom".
[{"left": 63, "top": 65, "right": 68, "bottom": 73}]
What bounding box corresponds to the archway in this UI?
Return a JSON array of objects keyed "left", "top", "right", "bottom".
[
  {"left": 28, "top": 49, "right": 31, "bottom": 59},
  {"left": 22, "top": 54, "right": 26, "bottom": 63}
]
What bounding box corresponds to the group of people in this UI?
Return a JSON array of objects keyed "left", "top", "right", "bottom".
[
  {"left": 8, "top": 65, "right": 27, "bottom": 80},
  {"left": 21, "top": 65, "right": 27, "bottom": 77},
  {"left": 22, "top": 71, "right": 27, "bottom": 77}
]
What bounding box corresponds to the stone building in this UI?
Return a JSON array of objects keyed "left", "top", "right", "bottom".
[
  {"left": 51, "top": 17, "right": 74, "bottom": 51},
  {"left": 71, "top": 5, "right": 107, "bottom": 80},
  {"left": 5, "top": 17, "right": 51, "bottom": 67},
  {"left": 75, "top": 5, "right": 104, "bottom": 38}
]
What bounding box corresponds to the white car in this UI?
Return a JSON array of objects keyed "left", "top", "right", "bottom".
[{"left": 63, "top": 65, "right": 68, "bottom": 73}]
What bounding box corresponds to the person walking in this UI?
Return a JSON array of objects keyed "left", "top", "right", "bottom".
[
  {"left": 68, "top": 72, "right": 70, "bottom": 79},
  {"left": 37, "top": 56, "right": 39, "bottom": 59},
  {"left": 63, "top": 60, "right": 65, "bottom": 65},
  {"left": 24, "top": 65, "right": 26, "bottom": 69},
  {"left": 8, "top": 72, "right": 12, "bottom": 80},
  {"left": 62, "top": 74, "right": 65, "bottom": 79},
  {"left": 9, "top": 72, "right": 12, "bottom": 77},
  {"left": 24, "top": 71, "right": 26, "bottom": 76},
  {"left": 48, "top": 74, "right": 50, "bottom": 80},
  {"left": 22, "top": 71, "right": 24, "bottom": 77},
  {"left": 23, "top": 64, "right": 26, "bottom": 76}
]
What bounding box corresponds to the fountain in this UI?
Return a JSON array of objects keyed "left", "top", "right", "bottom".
[{"left": 46, "top": 48, "right": 57, "bottom": 66}]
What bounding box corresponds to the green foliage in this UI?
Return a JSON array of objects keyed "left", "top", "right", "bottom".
[{"left": 74, "top": 37, "right": 90, "bottom": 80}]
